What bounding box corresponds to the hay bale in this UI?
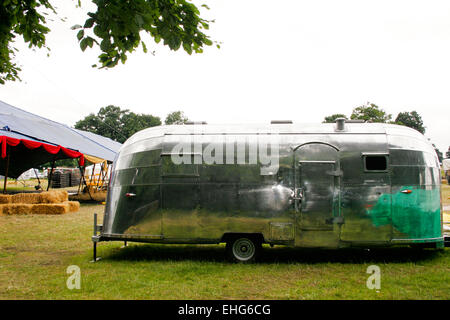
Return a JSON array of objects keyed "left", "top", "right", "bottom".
[
  {"left": 0, "top": 194, "right": 11, "bottom": 204},
  {"left": 31, "top": 203, "right": 70, "bottom": 215},
  {"left": 56, "top": 190, "right": 69, "bottom": 202},
  {"left": 40, "top": 190, "right": 68, "bottom": 204},
  {"left": 2, "top": 204, "right": 33, "bottom": 215},
  {"left": 11, "top": 193, "right": 41, "bottom": 204},
  {"left": 64, "top": 201, "right": 80, "bottom": 213}
]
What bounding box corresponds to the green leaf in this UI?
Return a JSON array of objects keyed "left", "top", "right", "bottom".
[
  {"left": 86, "top": 37, "right": 94, "bottom": 48},
  {"left": 80, "top": 38, "right": 88, "bottom": 51},
  {"left": 84, "top": 18, "right": 95, "bottom": 29},
  {"left": 100, "top": 38, "right": 111, "bottom": 51},
  {"left": 77, "top": 30, "right": 84, "bottom": 41},
  {"left": 134, "top": 14, "right": 144, "bottom": 27},
  {"left": 141, "top": 41, "right": 148, "bottom": 53}
]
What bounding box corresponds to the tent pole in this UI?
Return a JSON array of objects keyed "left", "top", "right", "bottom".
[
  {"left": 89, "top": 163, "right": 96, "bottom": 191},
  {"left": 99, "top": 161, "right": 107, "bottom": 190},
  {"left": 33, "top": 168, "right": 41, "bottom": 188},
  {"left": 96, "top": 162, "right": 102, "bottom": 190},
  {"left": 3, "top": 146, "right": 10, "bottom": 194},
  {"left": 77, "top": 165, "right": 85, "bottom": 195},
  {"left": 78, "top": 164, "right": 94, "bottom": 201},
  {"left": 89, "top": 164, "right": 96, "bottom": 184},
  {"left": 95, "top": 162, "right": 103, "bottom": 190},
  {"left": 47, "top": 157, "right": 56, "bottom": 191}
]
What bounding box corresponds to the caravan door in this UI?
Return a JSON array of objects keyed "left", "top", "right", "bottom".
[{"left": 294, "top": 142, "right": 341, "bottom": 232}]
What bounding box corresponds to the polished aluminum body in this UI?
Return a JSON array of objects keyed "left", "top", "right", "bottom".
[{"left": 98, "top": 122, "right": 443, "bottom": 248}]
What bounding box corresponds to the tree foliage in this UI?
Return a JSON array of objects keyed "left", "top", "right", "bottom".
[
  {"left": 394, "top": 111, "right": 425, "bottom": 134},
  {"left": 0, "top": 0, "right": 55, "bottom": 84},
  {"left": 74, "top": 105, "right": 161, "bottom": 143},
  {"left": 165, "top": 110, "right": 188, "bottom": 125},
  {"left": 324, "top": 105, "right": 427, "bottom": 135},
  {"left": 323, "top": 103, "right": 393, "bottom": 124},
  {"left": 38, "top": 158, "right": 79, "bottom": 169},
  {"left": 1, "top": 0, "right": 213, "bottom": 84},
  {"left": 75, "top": 0, "right": 214, "bottom": 69},
  {"left": 350, "top": 102, "right": 392, "bottom": 123},
  {"left": 322, "top": 114, "right": 347, "bottom": 123}
]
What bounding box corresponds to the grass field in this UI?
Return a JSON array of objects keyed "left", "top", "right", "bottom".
[{"left": 0, "top": 186, "right": 449, "bottom": 300}]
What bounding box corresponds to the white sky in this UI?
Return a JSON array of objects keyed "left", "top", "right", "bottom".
[{"left": 0, "top": 0, "right": 449, "bottom": 153}]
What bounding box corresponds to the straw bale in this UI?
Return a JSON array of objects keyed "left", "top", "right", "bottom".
[
  {"left": 31, "top": 203, "right": 70, "bottom": 215},
  {"left": 0, "top": 194, "right": 11, "bottom": 204},
  {"left": 2, "top": 204, "right": 33, "bottom": 215},
  {"left": 11, "top": 193, "right": 41, "bottom": 204},
  {"left": 0, "top": 200, "right": 78, "bottom": 215},
  {"left": 40, "top": 190, "right": 68, "bottom": 203},
  {"left": 64, "top": 201, "right": 80, "bottom": 213}
]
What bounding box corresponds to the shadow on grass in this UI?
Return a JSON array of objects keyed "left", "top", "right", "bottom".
[{"left": 98, "top": 243, "right": 446, "bottom": 265}]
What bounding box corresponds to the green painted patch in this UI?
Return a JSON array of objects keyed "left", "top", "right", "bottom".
[{"left": 369, "top": 186, "right": 442, "bottom": 240}]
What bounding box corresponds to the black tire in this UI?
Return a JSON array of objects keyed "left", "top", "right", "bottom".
[{"left": 226, "top": 236, "right": 261, "bottom": 263}]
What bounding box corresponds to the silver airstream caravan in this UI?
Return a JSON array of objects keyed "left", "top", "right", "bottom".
[{"left": 92, "top": 120, "right": 444, "bottom": 262}]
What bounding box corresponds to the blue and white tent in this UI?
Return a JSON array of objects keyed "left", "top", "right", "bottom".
[{"left": 0, "top": 100, "right": 121, "bottom": 178}]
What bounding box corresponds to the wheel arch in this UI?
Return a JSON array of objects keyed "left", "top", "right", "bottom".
[{"left": 220, "top": 232, "right": 265, "bottom": 244}]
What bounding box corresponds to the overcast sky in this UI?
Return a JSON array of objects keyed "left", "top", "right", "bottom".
[{"left": 1, "top": 0, "right": 449, "bottom": 152}]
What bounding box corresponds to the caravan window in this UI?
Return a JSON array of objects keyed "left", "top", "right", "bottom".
[{"left": 363, "top": 155, "right": 388, "bottom": 171}]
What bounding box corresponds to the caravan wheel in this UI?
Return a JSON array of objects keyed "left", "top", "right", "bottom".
[{"left": 226, "top": 237, "right": 261, "bottom": 263}]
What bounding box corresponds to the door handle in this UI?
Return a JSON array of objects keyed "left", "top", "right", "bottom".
[
  {"left": 291, "top": 188, "right": 304, "bottom": 211},
  {"left": 294, "top": 188, "right": 304, "bottom": 200},
  {"left": 125, "top": 193, "right": 136, "bottom": 198}
]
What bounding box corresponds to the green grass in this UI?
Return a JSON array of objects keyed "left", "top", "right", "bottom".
[
  {"left": 0, "top": 191, "right": 449, "bottom": 300},
  {"left": 1, "top": 179, "right": 80, "bottom": 194}
]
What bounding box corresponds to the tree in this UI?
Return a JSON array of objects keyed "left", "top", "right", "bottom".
[
  {"left": 350, "top": 102, "right": 392, "bottom": 123},
  {"left": 0, "top": 1, "right": 54, "bottom": 84},
  {"left": 446, "top": 146, "right": 450, "bottom": 159},
  {"left": 323, "top": 114, "right": 347, "bottom": 123},
  {"left": 121, "top": 111, "right": 161, "bottom": 139},
  {"left": 74, "top": 105, "right": 161, "bottom": 143},
  {"left": 1, "top": 0, "right": 214, "bottom": 84},
  {"left": 38, "top": 158, "right": 79, "bottom": 170},
  {"left": 394, "top": 111, "right": 425, "bottom": 134},
  {"left": 165, "top": 110, "right": 188, "bottom": 125}
]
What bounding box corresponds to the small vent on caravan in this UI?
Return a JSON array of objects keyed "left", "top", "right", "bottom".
[
  {"left": 335, "top": 118, "right": 346, "bottom": 131},
  {"left": 270, "top": 120, "right": 293, "bottom": 124},
  {"left": 185, "top": 121, "right": 207, "bottom": 125},
  {"left": 335, "top": 118, "right": 366, "bottom": 131}
]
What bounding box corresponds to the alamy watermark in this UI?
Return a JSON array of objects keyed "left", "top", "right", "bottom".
[
  {"left": 366, "top": 265, "right": 381, "bottom": 291},
  {"left": 170, "top": 134, "right": 280, "bottom": 175},
  {"left": 66, "top": 265, "right": 81, "bottom": 290}
]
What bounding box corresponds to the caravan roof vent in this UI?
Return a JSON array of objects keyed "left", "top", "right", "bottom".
[
  {"left": 345, "top": 120, "right": 365, "bottom": 123},
  {"left": 335, "top": 118, "right": 346, "bottom": 131},
  {"left": 185, "top": 121, "right": 208, "bottom": 125},
  {"left": 270, "top": 120, "right": 293, "bottom": 124}
]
